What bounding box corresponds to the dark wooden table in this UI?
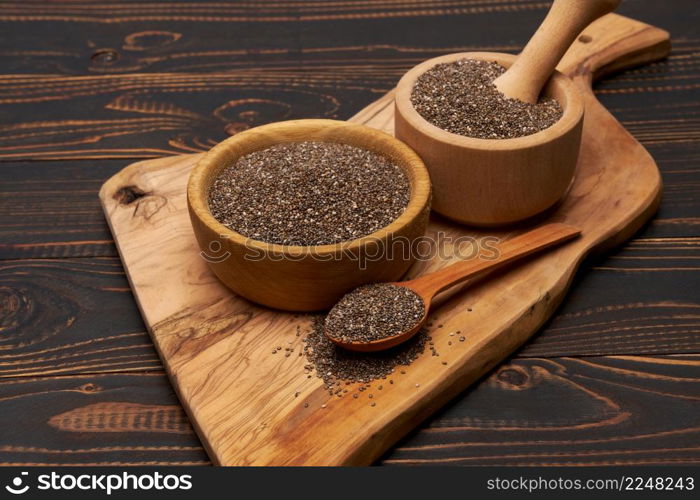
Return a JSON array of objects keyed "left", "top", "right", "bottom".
[{"left": 1, "top": 0, "right": 699, "bottom": 466}]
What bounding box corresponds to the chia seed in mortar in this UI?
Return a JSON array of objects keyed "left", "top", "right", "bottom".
[{"left": 411, "top": 58, "right": 563, "bottom": 139}]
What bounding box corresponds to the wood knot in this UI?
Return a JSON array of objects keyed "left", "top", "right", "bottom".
[
  {"left": 0, "top": 286, "right": 21, "bottom": 316},
  {"left": 91, "top": 48, "right": 119, "bottom": 65},
  {"left": 495, "top": 364, "right": 532, "bottom": 390},
  {"left": 113, "top": 185, "right": 148, "bottom": 205},
  {"left": 0, "top": 285, "right": 30, "bottom": 332}
]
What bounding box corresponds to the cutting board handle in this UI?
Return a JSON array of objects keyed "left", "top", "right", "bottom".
[{"left": 557, "top": 13, "right": 670, "bottom": 81}]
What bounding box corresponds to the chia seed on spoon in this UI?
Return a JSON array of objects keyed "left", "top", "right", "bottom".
[{"left": 324, "top": 283, "right": 425, "bottom": 344}]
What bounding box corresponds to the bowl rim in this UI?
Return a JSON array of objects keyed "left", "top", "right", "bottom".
[
  {"left": 187, "top": 118, "right": 432, "bottom": 257},
  {"left": 395, "top": 51, "right": 584, "bottom": 150}
]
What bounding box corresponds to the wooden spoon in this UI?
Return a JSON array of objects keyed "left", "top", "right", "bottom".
[
  {"left": 494, "top": 0, "right": 621, "bottom": 103},
  {"left": 325, "top": 223, "right": 580, "bottom": 352}
]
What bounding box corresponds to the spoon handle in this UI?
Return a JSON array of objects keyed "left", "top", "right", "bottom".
[
  {"left": 403, "top": 223, "right": 581, "bottom": 299},
  {"left": 494, "top": 0, "right": 621, "bottom": 103}
]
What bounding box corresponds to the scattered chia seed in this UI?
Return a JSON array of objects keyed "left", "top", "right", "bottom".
[
  {"left": 303, "top": 316, "right": 430, "bottom": 393},
  {"left": 208, "top": 141, "right": 410, "bottom": 246},
  {"left": 325, "top": 283, "right": 425, "bottom": 343},
  {"left": 411, "top": 59, "right": 563, "bottom": 139}
]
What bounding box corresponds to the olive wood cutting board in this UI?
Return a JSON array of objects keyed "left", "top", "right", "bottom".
[{"left": 99, "top": 14, "right": 670, "bottom": 465}]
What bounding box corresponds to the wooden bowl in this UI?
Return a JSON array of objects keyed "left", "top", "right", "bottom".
[
  {"left": 187, "top": 119, "right": 431, "bottom": 312},
  {"left": 395, "top": 52, "right": 584, "bottom": 226}
]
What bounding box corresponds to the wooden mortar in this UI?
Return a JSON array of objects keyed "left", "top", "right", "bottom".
[{"left": 395, "top": 0, "right": 620, "bottom": 226}]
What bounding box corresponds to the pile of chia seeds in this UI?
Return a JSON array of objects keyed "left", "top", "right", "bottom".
[
  {"left": 324, "top": 283, "right": 425, "bottom": 343},
  {"left": 302, "top": 316, "right": 439, "bottom": 396},
  {"left": 410, "top": 58, "right": 563, "bottom": 139},
  {"left": 276, "top": 314, "right": 465, "bottom": 406},
  {"left": 208, "top": 141, "right": 410, "bottom": 246}
]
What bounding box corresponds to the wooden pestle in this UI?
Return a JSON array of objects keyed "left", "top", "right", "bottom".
[{"left": 494, "top": 0, "right": 622, "bottom": 103}]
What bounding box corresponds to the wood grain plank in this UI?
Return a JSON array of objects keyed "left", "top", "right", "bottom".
[
  {"left": 0, "top": 52, "right": 697, "bottom": 161},
  {"left": 0, "top": 1, "right": 697, "bottom": 162},
  {"left": 644, "top": 143, "right": 700, "bottom": 239},
  {"left": 382, "top": 355, "right": 700, "bottom": 465},
  {"left": 1, "top": 355, "right": 696, "bottom": 466},
  {"left": 524, "top": 247, "right": 700, "bottom": 357},
  {"left": 0, "top": 1, "right": 694, "bottom": 76},
  {"left": 0, "top": 371, "right": 209, "bottom": 465},
  {"left": 0, "top": 160, "right": 121, "bottom": 259},
  {"left": 0, "top": 258, "right": 160, "bottom": 378}
]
